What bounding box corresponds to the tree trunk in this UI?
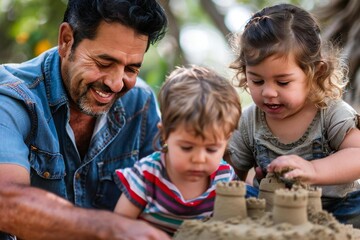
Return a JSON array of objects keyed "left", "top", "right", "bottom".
[{"left": 314, "top": 0, "right": 360, "bottom": 111}]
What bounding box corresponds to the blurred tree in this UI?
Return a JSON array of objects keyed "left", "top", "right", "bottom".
[
  {"left": 0, "top": 0, "right": 66, "bottom": 62},
  {"left": 314, "top": 0, "right": 360, "bottom": 111},
  {"left": 1, "top": 0, "right": 358, "bottom": 110}
]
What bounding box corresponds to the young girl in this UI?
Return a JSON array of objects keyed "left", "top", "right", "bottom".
[
  {"left": 228, "top": 3, "right": 360, "bottom": 227},
  {"left": 113, "top": 66, "right": 242, "bottom": 235}
]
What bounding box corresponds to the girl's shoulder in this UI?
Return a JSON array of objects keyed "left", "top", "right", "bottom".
[
  {"left": 323, "top": 100, "right": 359, "bottom": 123},
  {"left": 322, "top": 100, "right": 360, "bottom": 149}
]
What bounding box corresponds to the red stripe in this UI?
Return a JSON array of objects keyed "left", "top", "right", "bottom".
[
  {"left": 143, "top": 171, "right": 175, "bottom": 197},
  {"left": 143, "top": 171, "right": 215, "bottom": 207},
  {"left": 116, "top": 171, "right": 147, "bottom": 206},
  {"left": 210, "top": 164, "right": 230, "bottom": 179}
]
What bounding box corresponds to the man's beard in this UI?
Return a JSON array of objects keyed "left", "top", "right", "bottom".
[{"left": 77, "top": 93, "right": 112, "bottom": 117}]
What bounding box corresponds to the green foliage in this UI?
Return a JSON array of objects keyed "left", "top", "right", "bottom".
[
  {"left": 140, "top": 47, "right": 169, "bottom": 95},
  {"left": 0, "top": 0, "right": 66, "bottom": 63},
  {"left": 0, "top": 0, "right": 321, "bottom": 93}
]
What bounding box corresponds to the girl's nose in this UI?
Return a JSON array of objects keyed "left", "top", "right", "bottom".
[{"left": 262, "top": 84, "right": 278, "bottom": 98}]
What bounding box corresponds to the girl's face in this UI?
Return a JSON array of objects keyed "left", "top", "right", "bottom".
[
  {"left": 246, "top": 53, "right": 310, "bottom": 121},
  {"left": 164, "top": 125, "right": 228, "bottom": 186}
]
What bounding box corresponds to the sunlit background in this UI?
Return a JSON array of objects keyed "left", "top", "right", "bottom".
[{"left": 0, "top": 0, "right": 334, "bottom": 107}]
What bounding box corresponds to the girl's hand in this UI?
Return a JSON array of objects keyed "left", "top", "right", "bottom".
[{"left": 267, "top": 155, "right": 316, "bottom": 184}]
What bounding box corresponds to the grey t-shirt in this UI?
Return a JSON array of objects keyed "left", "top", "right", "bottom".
[{"left": 229, "top": 100, "right": 360, "bottom": 198}]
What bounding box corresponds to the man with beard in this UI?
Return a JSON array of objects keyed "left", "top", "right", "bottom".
[{"left": 0, "top": 0, "right": 170, "bottom": 239}]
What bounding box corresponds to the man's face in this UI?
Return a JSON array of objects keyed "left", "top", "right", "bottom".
[{"left": 59, "top": 21, "right": 148, "bottom": 116}]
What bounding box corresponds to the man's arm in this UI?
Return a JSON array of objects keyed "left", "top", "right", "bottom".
[{"left": 0, "top": 165, "right": 171, "bottom": 240}]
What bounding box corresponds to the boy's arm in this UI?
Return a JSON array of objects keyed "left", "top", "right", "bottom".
[{"left": 114, "top": 194, "right": 142, "bottom": 219}]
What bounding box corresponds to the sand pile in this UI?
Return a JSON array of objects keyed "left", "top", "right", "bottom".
[{"left": 174, "top": 174, "right": 360, "bottom": 240}]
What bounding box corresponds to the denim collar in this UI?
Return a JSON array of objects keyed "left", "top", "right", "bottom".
[{"left": 43, "top": 47, "right": 69, "bottom": 111}]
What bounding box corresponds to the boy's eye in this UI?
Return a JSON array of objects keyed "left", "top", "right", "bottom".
[
  {"left": 206, "top": 148, "right": 218, "bottom": 153},
  {"left": 277, "top": 81, "right": 289, "bottom": 86},
  {"left": 180, "top": 146, "right": 192, "bottom": 151}
]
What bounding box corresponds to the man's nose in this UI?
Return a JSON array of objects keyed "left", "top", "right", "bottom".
[{"left": 104, "top": 66, "right": 125, "bottom": 93}]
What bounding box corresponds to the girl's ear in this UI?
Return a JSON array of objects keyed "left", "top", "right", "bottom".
[{"left": 315, "top": 61, "right": 326, "bottom": 76}]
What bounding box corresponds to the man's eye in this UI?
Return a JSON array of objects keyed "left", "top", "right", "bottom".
[
  {"left": 96, "top": 61, "right": 111, "bottom": 68},
  {"left": 126, "top": 66, "right": 140, "bottom": 75}
]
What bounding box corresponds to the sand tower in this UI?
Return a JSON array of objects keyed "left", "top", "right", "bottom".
[
  {"left": 246, "top": 197, "right": 266, "bottom": 218},
  {"left": 306, "top": 187, "right": 322, "bottom": 213},
  {"left": 292, "top": 184, "right": 323, "bottom": 213},
  {"left": 212, "top": 181, "right": 247, "bottom": 221},
  {"left": 258, "top": 173, "right": 286, "bottom": 211},
  {"left": 273, "top": 188, "right": 309, "bottom": 225}
]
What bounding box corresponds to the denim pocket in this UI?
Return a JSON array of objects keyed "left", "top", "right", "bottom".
[
  {"left": 255, "top": 143, "right": 271, "bottom": 172},
  {"left": 92, "top": 154, "right": 137, "bottom": 210},
  {"left": 312, "top": 138, "right": 328, "bottom": 159},
  {"left": 29, "top": 145, "right": 67, "bottom": 197}
]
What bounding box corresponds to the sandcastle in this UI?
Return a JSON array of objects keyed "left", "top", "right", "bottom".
[{"left": 174, "top": 173, "right": 360, "bottom": 240}]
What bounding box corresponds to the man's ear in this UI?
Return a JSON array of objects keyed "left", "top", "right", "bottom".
[
  {"left": 157, "top": 122, "right": 164, "bottom": 135},
  {"left": 58, "top": 22, "right": 74, "bottom": 58},
  {"left": 157, "top": 122, "right": 167, "bottom": 141}
]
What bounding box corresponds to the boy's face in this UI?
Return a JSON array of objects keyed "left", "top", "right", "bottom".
[{"left": 164, "top": 124, "right": 228, "bottom": 186}]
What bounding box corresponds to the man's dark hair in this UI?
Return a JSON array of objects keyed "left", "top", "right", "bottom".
[{"left": 63, "top": 0, "right": 167, "bottom": 50}]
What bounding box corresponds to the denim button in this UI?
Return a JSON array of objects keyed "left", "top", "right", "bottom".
[
  {"left": 43, "top": 171, "right": 50, "bottom": 178},
  {"left": 75, "top": 173, "right": 81, "bottom": 180}
]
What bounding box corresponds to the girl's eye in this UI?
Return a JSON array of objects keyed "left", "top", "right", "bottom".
[{"left": 251, "top": 79, "right": 264, "bottom": 85}]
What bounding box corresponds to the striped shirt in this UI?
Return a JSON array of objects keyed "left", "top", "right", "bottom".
[{"left": 114, "top": 151, "right": 234, "bottom": 234}]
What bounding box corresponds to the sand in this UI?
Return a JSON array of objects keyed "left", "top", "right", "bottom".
[{"left": 174, "top": 174, "right": 360, "bottom": 240}]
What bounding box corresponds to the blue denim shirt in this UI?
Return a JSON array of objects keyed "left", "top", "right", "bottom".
[{"left": 0, "top": 47, "right": 160, "bottom": 210}]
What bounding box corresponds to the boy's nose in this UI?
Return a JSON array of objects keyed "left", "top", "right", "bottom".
[{"left": 191, "top": 150, "right": 206, "bottom": 163}]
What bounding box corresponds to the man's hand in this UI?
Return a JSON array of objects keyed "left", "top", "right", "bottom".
[{"left": 115, "top": 218, "right": 171, "bottom": 240}]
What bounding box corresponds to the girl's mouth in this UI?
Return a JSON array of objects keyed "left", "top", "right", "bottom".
[{"left": 265, "top": 104, "right": 281, "bottom": 109}]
